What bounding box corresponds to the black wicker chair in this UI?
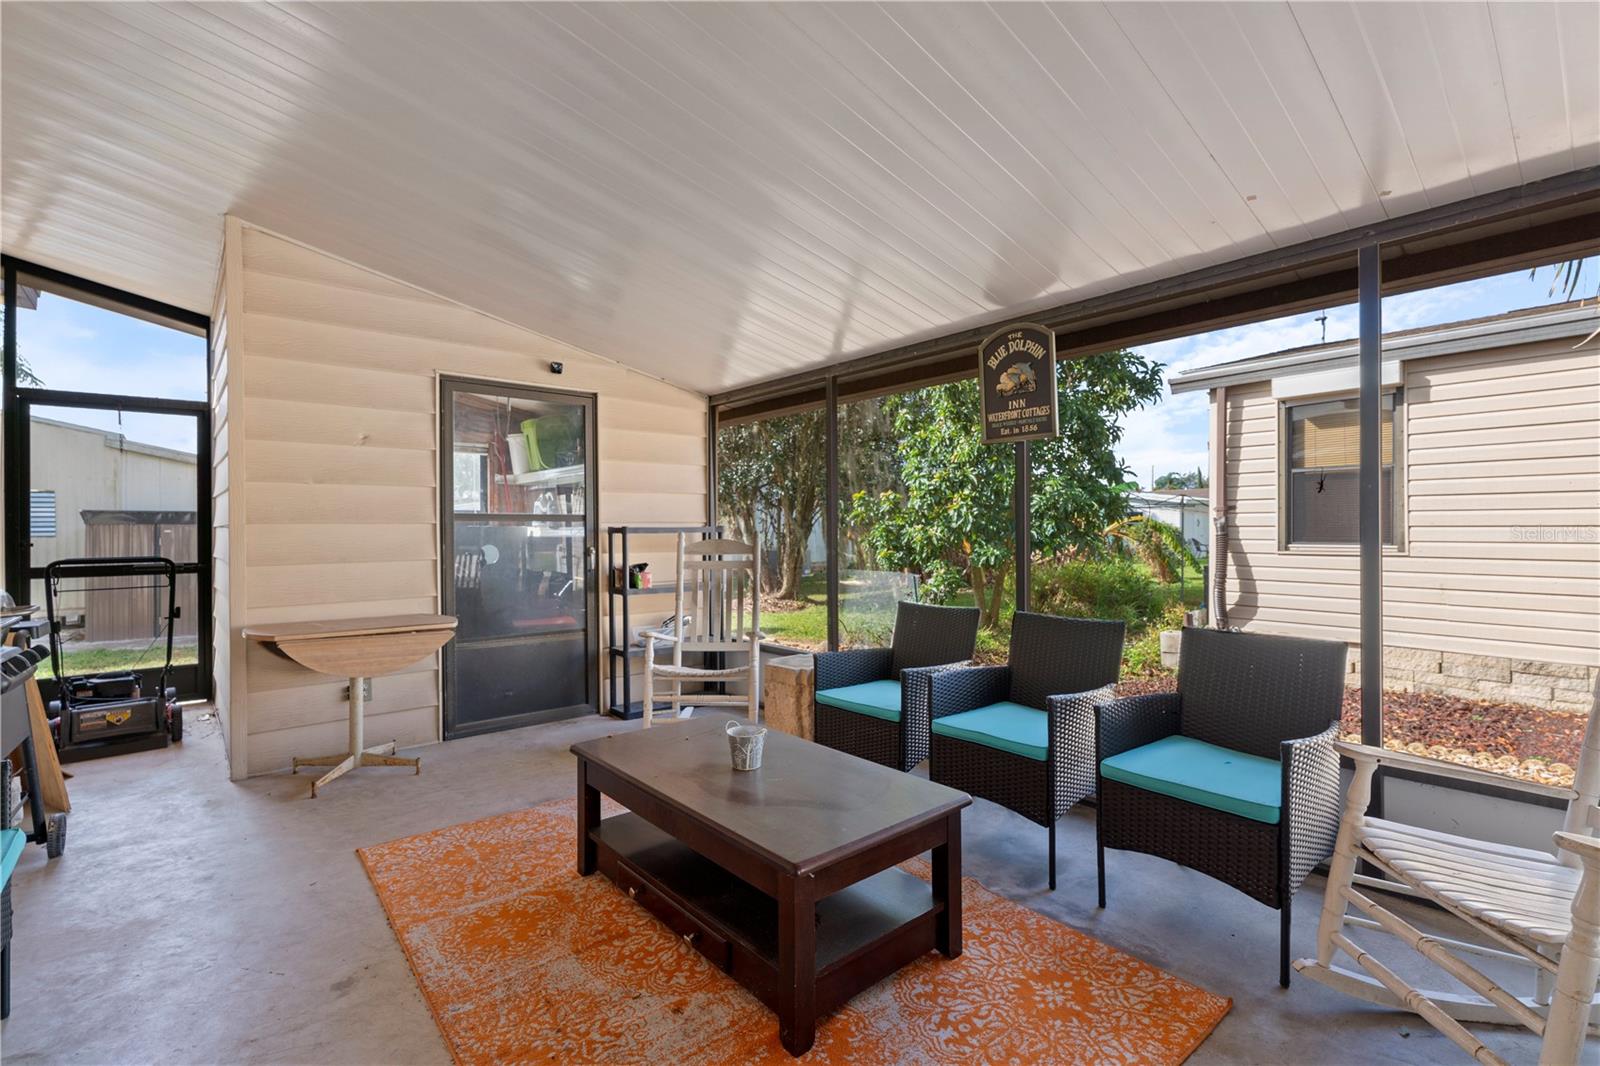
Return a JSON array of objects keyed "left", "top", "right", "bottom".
[
  {"left": 813, "top": 601, "right": 980, "bottom": 772},
  {"left": 1094, "top": 626, "right": 1348, "bottom": 988},
  {"left": 927, "top": 612, "right": 1125, "bottom": 889}
]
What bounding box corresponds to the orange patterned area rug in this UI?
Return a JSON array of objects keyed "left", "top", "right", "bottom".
[{"left": 358, "top": 800, "right": 1230, "bottom": 1065}]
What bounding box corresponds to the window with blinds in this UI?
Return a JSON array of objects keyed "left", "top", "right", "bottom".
[
  {"left": 29, "top": 490, "right": 57, "bottom": 538},
  {"left": 1286, "top": 394, "right": 1397, "bottom": 546}
]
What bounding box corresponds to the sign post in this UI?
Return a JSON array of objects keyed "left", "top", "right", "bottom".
[
  {"left": 978, "top": 323, "right": 1058, "bottom": 444},
  {"left": 979, "top": 322, "right": 1058, "bottom": 613}
]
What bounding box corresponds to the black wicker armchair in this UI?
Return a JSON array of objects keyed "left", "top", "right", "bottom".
[
  {"left": 927, "top": 612, "right": 1125, "bottom": 890},
  {"left": 1094, "top": 626, "right": 1348, "bottom": 988},
  {"left": 813, "top": 601, "right": 980, "bottom": 771}
]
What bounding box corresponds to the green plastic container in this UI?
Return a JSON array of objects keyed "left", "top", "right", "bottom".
[{"left": 521, "top": 412, "right": 582, "bottom": 470}]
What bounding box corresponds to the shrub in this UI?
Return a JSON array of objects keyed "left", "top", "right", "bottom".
[
  {"left": 1122, "top": 601, "right": 1188, "bottom": 677},
  {"left": 1031, "top": 558, "right": 1171, "bottom": 630}
]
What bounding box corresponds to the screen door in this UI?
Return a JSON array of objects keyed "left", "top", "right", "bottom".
[{"left": 440, "top": 378, "right": 598, "bottom": 737}]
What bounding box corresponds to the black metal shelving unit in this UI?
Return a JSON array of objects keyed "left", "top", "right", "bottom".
[{"left": 605, "top": 524, "right": 719, "bottom": 719}]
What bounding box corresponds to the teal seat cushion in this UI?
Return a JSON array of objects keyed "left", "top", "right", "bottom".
[
  {"left": 1101, "top": 735, "right": 1282, "bottom": 824},
  {"left": 1, "top": 826, "right": 25, "bottom": 886},
  {"left": 816, "top": 679, "right": 903, "bottom": 723},
  {"left": 930, "top": 702, "right": 1047, "bottom": 761}
]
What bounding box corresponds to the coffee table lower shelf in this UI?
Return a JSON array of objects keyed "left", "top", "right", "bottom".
[{"left": 591, "top": 813, "right": 943, "bottom": 1024}]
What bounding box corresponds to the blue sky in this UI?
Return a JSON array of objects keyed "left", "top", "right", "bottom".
[
  {"left": 16, "top": 257, "right": 1597, "bottom": 470},
  {"left": 1120, "top": 257, "right": 1599, "bottom": 487},
  {"left": 17, "top": 292, "right": 206, "bottom": 452}
]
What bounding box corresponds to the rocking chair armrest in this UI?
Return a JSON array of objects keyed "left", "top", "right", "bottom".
[
  {"left": 814, "top": 647, "right": 893, "bottom": 692},
  {"left": 1334, "top": 741, "right": 1579, "bottom": 801},
  {"left": 1094, "top": 691, "right": 1181, "bottom": 761},
  {"left": 928, "top": 665, "right": 1012, "bottom": 721},
  {"left": 1553, "top": 831, "right": 1600, "bottom": 866}
]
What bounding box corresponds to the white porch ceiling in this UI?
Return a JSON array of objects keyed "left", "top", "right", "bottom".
[{"left": 3, "top": 2, "right": 1597, "bottom": 395}]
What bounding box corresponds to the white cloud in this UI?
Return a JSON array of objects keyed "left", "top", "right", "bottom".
[{"left": 18, "top": 293, "right": 206, "bottom": 453}]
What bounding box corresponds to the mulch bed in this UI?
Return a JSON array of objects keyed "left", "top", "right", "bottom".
[
  {"left": 760, "top": 595, "right": 816, "bottom": 614},
  {"left": 1114, "top": 676, "right": 1586, "bottom": 786},
  {"left": 1350, "top": 689, "right": 1586, "bottom": 767}
]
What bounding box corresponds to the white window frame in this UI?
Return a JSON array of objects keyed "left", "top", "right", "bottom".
[{"left": 1277, "top": 389, "right": 1405, "bottom": 553}]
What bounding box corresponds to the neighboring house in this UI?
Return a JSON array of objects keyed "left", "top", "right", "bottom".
[
  {"left": 1128, "top": 488, "right": 1210, "bottom": 557},
  {"left": 25, "top": 415, "right": 198, "bottom": 640},
  {"left": 1170, "top": 302, "right": 1600, "bottom": 712}
]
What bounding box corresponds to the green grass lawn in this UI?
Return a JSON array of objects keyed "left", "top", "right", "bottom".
[
  {"left": 1169, "top": 561, "right": 1207, "bottom": 608},
  {"left": 759, "top": 572, "right": 883, "bottom": 650},
  {"left": 33, "top": 641, "right": 199, "bottom": 681},
  {"left": 761, "top": 559, "right": 1203, "bottom": 669},
  {"left": 760, "top": 573, "right": 1012, "bottom": 652}
]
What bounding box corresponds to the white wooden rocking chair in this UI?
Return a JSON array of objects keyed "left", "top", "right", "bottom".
[
  {"left": 1297, "top": 675, "right": 1600, "bottom": 1065},
  {"left": 640, "top": 534, "right": 762, "bottom": 727}
]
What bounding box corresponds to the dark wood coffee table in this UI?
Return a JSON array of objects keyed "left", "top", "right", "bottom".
[{"left": 572, "top": 719, "right": 969, "bottom": 1056}]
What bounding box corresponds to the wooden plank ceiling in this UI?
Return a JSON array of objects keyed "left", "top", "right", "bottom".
[{"left": 3, "top": 2, "right": 1597, "bottom": 395}]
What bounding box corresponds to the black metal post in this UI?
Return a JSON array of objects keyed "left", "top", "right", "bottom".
[
  {"left": 824, "top": 377, "right": 840, "bottom": 651},
  {"left": 622, "top": 526, "right": 632, "bottom": 714},
  {"left": 2, "top": 264, "right": 25, "bottom": 606},
  {"left": 1358, "top": 243, "right": 1384, "bottom": 818},
  {"left": 1015, "top": 440, "right": 1031, "bottom": 613},
  {"left": 706, "top": 405, "right": 719, "bottom": 529}
]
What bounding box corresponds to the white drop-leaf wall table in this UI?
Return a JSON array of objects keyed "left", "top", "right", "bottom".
[{"left": 244, "top": 614, "right": 457, "bottom": 796}]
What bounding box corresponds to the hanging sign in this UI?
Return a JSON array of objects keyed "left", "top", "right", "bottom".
[{"left": 979, "top": 322, "right": 1058, "bottom": 444}]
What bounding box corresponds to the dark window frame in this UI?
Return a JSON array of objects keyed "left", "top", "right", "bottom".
[
  {"left": 707, "top": 180, "right": 1599, "bottom": 817},
  {"left": 2, "top": 256, "right": 213, "bottom": 702},
  {"left": 437, "top": 374, "right": 601, "bottom": 739}
]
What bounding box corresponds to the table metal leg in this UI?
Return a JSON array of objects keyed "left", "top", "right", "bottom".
[
  {"left": 291, "top": 676, "right": 420, "bottom": 796},
  {"left": 777, "top": 872, "right": 818, "bottom": 1057},
  {"left": 934, "top": 809, "right": 962, "bottom": 958}
]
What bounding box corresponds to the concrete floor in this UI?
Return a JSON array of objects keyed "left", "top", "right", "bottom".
[{"left": 2, "top": 710, "right": 1565, "bottom": 1065}]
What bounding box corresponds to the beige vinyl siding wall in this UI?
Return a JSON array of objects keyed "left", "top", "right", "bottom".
[
  {"left": 224, "top": 220, "right": 707, "bottom": 778},
  {"left": 1217, "top": 336, "right": 1600, "bottom": 687}
]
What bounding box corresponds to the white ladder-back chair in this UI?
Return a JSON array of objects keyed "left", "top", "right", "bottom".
[
  {"left": 1297, "top": 674, "right": 1600, "bottom": 1065},
  {"left": 640, "top": 534, "right": 761, "bottom": 727}
]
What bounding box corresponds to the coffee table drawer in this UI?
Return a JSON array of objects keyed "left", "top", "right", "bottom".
[{"left": 615, "top": 856, "right": 732, "bottom": 971}]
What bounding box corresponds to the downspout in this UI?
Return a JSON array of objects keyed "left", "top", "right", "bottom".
[{"left": 1209, "top": 385, "right": 1228, "bottom": 629}]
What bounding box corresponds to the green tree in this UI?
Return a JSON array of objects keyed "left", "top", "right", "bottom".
[
  {"left": 0, "top": 307, "right": 42, "bottom": 384},
  {"left": 715, "top": 420, "right": 766, "bottom": 552},
  {"left": 714, "top": 409, "right": 825, "bottom": 601},
  {"left": 838, "top": 398, "right": 900, "bottom": 569},
  {"left": 762, "top": 410, "right": 825, "bottom": 600},
  {"left": 1534, "top": 260, "right": 1599, "bottom": 347},
  {"left": 1103, "top": 513, "right": 1200, "bottom": 584},
  {"left": 848, "top": 349, "right": 1163, "bottom": 629},
  {"left": 1152, "top": 468, "right": 1207, "bottom": 490}
]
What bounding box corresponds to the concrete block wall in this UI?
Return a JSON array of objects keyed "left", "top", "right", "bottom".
[{"left": 1346, "top": 646, "right": 1598, "bottom": 713}]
